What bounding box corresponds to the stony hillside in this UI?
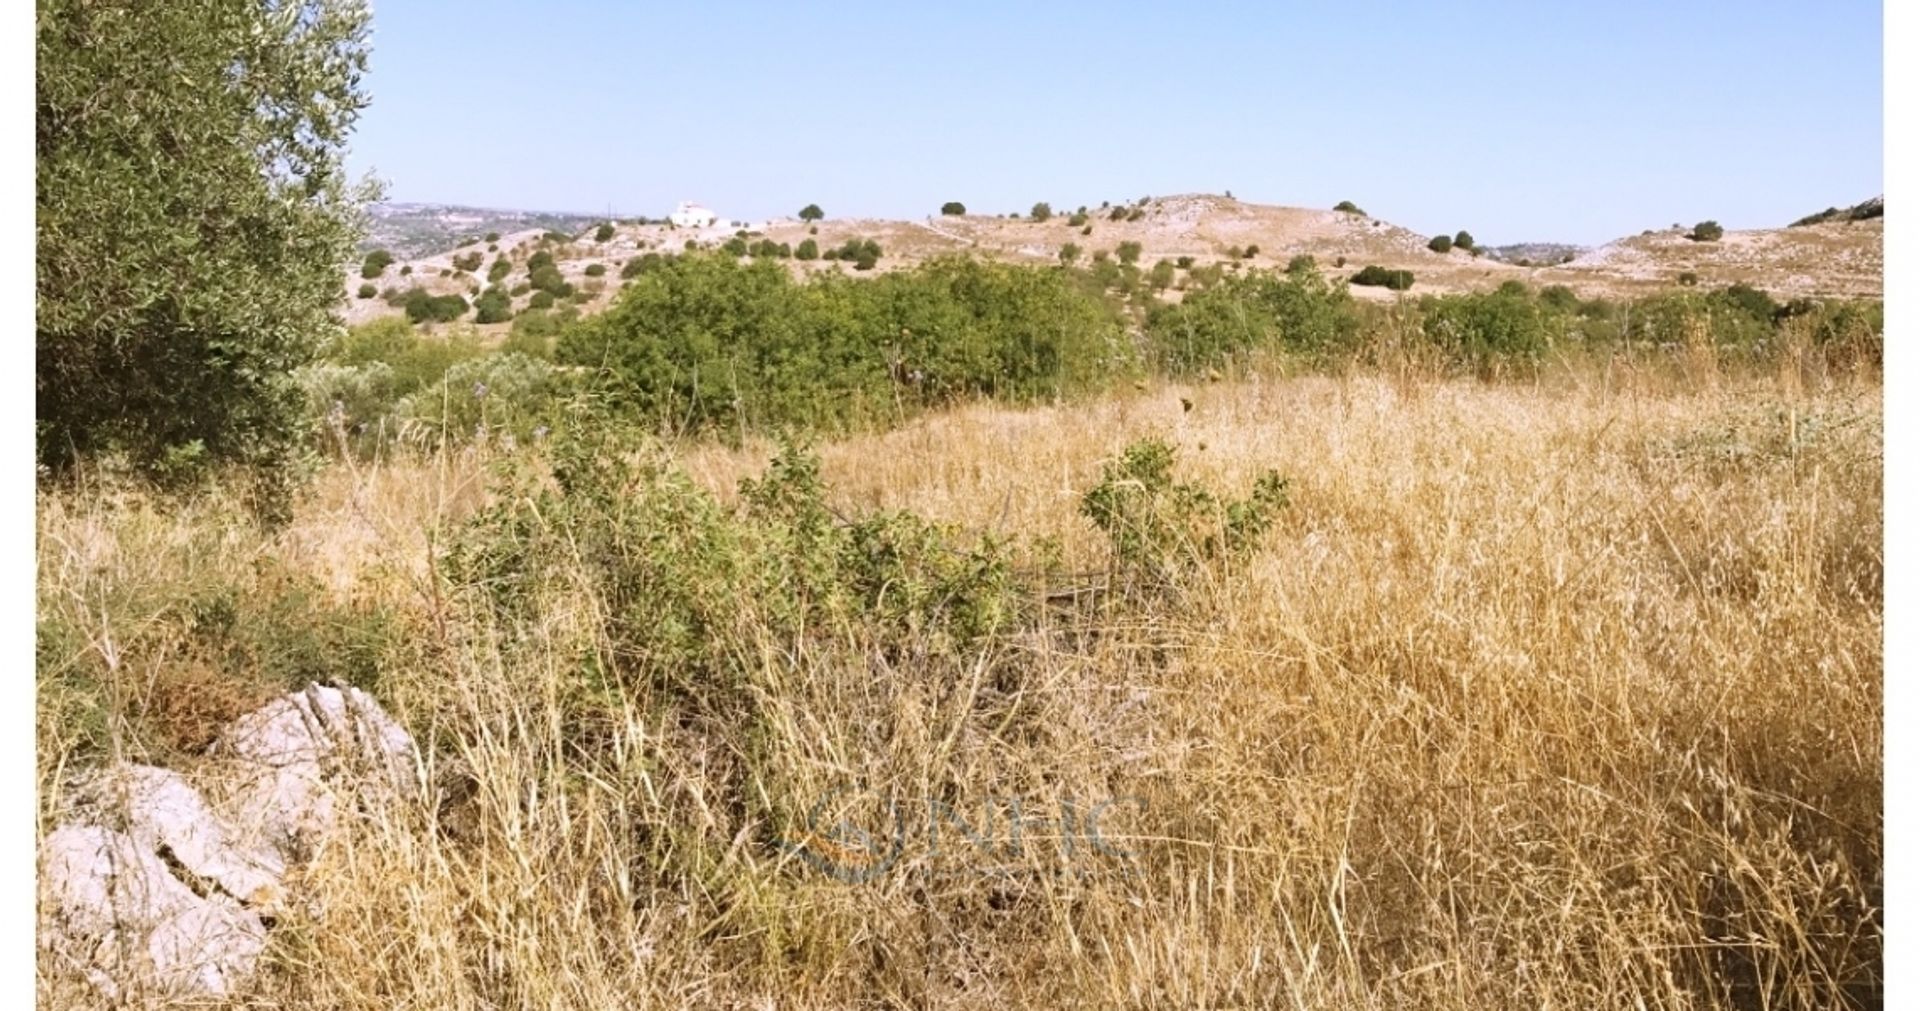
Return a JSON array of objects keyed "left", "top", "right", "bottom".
[
  {"left": 345, "top": 194, "right": 1884, "bottom": 330},
  {"left": 361, "top": 202, "right": 607, "bottom": 259}
]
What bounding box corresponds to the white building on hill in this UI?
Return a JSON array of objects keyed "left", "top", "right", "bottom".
[{"left": 669, "top": 201, "right": 719, "bottom": 229}]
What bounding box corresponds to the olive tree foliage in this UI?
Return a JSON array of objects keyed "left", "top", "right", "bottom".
[{"left": 37, "top": 0, "right": 378, "bottom": 516}]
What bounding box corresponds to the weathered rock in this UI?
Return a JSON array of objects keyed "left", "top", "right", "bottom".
[
  {"left": 210, "top": 683, "right": 420, "bottom": 863},
  {"left": 40, "top": 824, "right": 267, "bottom": 1000},
  {"left": 40, "top": 682, "right": 421, "bottom": 1000},
  {"left": 66, "top": 763, "right": 286, "bottom": 909}
]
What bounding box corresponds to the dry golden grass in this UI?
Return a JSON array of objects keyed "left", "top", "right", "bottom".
[{"left": 38, "top": 363, "right": 1881, "bottom": 1008}]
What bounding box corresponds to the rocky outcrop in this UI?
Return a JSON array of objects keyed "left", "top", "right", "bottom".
[{"left": 38, "top": 684, "right": 419, "bottom": 1001}]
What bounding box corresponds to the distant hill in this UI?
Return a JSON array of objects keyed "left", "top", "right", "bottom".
[
  {"left": 1789, "top": 196, "right": 1883, "bottom": 228},
  {"left": 344, "top": 193, "right": 1883, "bottom": 329},
  {"left": 361, "top": 202, "right": 607, "bottom": 258},
  {"left": 1483, "top": 242, "right": 1587, "bottom": 266}
]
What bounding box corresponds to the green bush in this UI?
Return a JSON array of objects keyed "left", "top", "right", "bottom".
[
  {"left": 361, "top": 249, "right": 394, "bottom": 279},
  {"left": 623, "top": 253, "right": 663, "bottom": 278},
  {"left": 528, "top": 290, "right": 556, "bottom": 310},
  {"left": 1068, "top": 211, "right": 1089, "bottom": 227},
  {"left": 594, "top": 222, "right": 616, "bottom": 242},
  {"left": 1059, "top": 243, "right": 1083, "bottom": 265},
  {"left": 452, "top": 251, "right": 484, "bottom": 273},
  {"left": 1031, "top": 202, "right": 1053, "bottom": 222},
  {"left": 1176, "top": 256, "right": 1196, "bottom": 269},
  {"left": 1334, "top": 200, "right": 1365, "bottom": 215},
  {"left": 357, "top": 283, "right": 377, "bottom": 299},
  {"left": 555, "top": 252, "right": 1129, "bottom": 433},
  {"left": 1688, "top": 220, "right": 1725, "bottom": 242},
  {"left": 585, "top": 262, "right": 607, "bottom": 277},
  {"left": 1428, "top": 235, "right": 1454, "bottom": 254},
  {"left": 1286, "top": 254, "right": 1315, "bottom": 274},
  {"left": 1147, "top": 260, "right": 1175, "bottom": 290},
  {"left": 1453, "top": 230, "right": 1475, "bottom": 251},
  {"left": 1419, "top": 287, "right": 1556, "bottom": 366},
  {"left": 795, "top": 238, "right": 819, "bottom": 261},
  {"left": 1116, "top": 241, "right": 1143, "bottom": 265},
  {"left": 393, "top": 288, "right": 470, "bottom": 324},
  {"left": 487, "top": 257, "right": 512, "bottom": 283},
  {"left": 1350, "top": 265, "right": 1414, "bottom": 291},
  {"left": 474, "top": 286, "right": 513, "bottom": 325},
  {"left": 1145, "top": 262, "right": 1359, "bottom": 370},
  {"left": 722, "top": 236, "right": 749, "bottom": 257},
  {"left": 485, "top": 231, "right": 500, "bottom": 243},
  {"left": 1081, "top": 438, "right": 1288, "bottom": 596},
  {"left": 940, "top": 201, "right": 966, "bottom": 216},
  {"left": 799, "top": 204, "right": 825, "bottom": 222}
]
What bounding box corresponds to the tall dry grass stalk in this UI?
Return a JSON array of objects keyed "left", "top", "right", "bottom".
[{"left": 38, "top": 365, "right": 1881, "bottom": 1009}]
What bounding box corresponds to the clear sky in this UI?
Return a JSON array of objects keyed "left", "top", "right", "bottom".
[{"left": 347, "top": 1, "right": 1883, "bottom": 245}]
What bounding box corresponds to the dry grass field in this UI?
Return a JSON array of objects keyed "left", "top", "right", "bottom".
[{"left": 37, "top": 357, "right": 1882, "bottom": 1008}]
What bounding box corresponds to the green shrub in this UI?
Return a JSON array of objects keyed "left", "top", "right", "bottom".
[
  {"left": 1453, "top": 230, "right": 1475, "bottom": 251},
  {"left": 1059, "top": 242, "right": 1083, "bottom": 265},
  {"left": 585, "top": 263, "right": 607, "bottom": 277},
  {"left": 1126, "top": 207, "right": 1145, "bottom": 222},
  {"left": 1109, "top": 206, "right": 1130, "bottom": 221},
  {"left": 357, "top": 283, "right": 377, "bottom": 299},
  {"left": 1068, "top": 211, "right": 1089, "bottom": 227},
  {"left": 1334, "top": 200, "right": 1365, "bottom": 215},
  {"left": 361, "top": 249, "right": 394, "bottom": 279},
  {"left": 485, "top": 231, "right": 500, "bottom": 242},
  {"left": 403, "top": 289, "right": 469, "bottom": 324},
  {"left": 594, "top": 222, "right": 616, "bottom": 242},
  {"left": 487, "top": 257, "right": 512, "bottom": 283},
  {"left": 529, "top": 290, "right": 556, "bottom": 309},
  {"left": 722, "top": 236, "right": 749, "bottom": 257},
  {"left": 452, "top": 251, "right": 484, "bottom": 272},
  {"left": 798, "top": 204, "right": 825, "bottom": 222},
  {"left": 555, "top": 252, "right": 1129, "bottom": 433},
  {"left": 623, "top": 253, "right": 663, "bottom": 278},
  {"left": 1286, "top": 254, "right": 1315, "bottom": 274},
  {"left": 940, "top": 201, "right": 966, "bottom": 216},
  {"left": 1241, "top": 245, "right": 1260, "bottom": 259},
  {"left": 795, "top": 238, "right": 819, "bottom": 261},
  {"left": 1147, "top": 260, "right": 1175, "bottom": 290},
  {"left": 1350, "top": 265, "right": 1414, "bottom": 291},
  {"left": 1031, "top": 202, "right": 1053, "bottom": 222},
  {"left": 1176, "top": 256, "right": 1196, "bottom": 269},
  {"left": 1428, "top": 235, "right": 1454, "bottom": 254},
  {"left": 474, "top": 286, "right": 513, "bottom": 324},
  {"left": 529, "top": 264, "right": 572, "bottom": 296},
  {"left": 1145, "top": 262, "right": 1359, "bottom": 370},
  {"left": 1688, "top": 220, "right": 1725, "bottom": 242},
  {"left": 1081, "top": 439, "right": 1288, "bottom": 596},
  {"left": 1420, "top": 287, "right": 1555, "bottom": 366},
  {"left": 1116, "top": 241, "right": 1143, "bottom": 265},
  {"left": 1678, "top": 271, "right": 1700, "bottom": 287}
]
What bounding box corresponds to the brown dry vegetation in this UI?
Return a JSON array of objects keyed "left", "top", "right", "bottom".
[{"left": 38, "top": 357, "right": 1881, "bottom": 1008}]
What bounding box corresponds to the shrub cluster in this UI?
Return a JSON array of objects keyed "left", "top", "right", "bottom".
[
  {"left": 1350, "top": 265, "right": 1415, "bottom": 290},
  {"left": 555, "top": 253, "right": 1128, "bottom": 432}
]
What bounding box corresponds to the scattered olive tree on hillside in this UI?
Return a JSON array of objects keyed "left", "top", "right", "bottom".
[
  {"left": 940, "top": 201, "right": 966, "bottom": 216},
  {"left": 37, "top": 0, "right": 377, "bottom": 517},
  {"left": 799, "top": 204, "right": 825, "bottom": 223}
]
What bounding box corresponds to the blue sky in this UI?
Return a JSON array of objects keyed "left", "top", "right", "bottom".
[{"left": 348, "top": 1, "right": 1883, "bottom": 245}]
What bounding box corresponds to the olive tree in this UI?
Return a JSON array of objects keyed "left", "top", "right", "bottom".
[{"left": 37, "top": 0, "right": 377, "bottom": 517}]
